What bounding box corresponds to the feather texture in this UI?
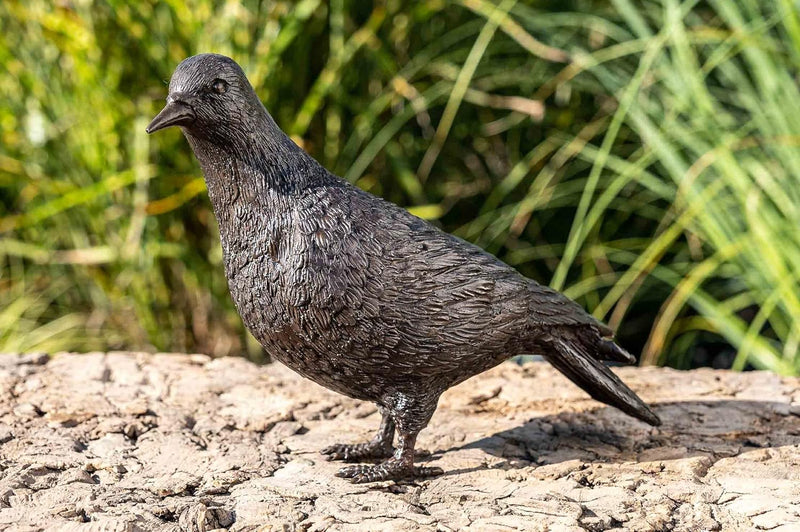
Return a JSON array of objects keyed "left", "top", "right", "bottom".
[{"left": 147, "top": 53, "right": 661, "bottom": 482}]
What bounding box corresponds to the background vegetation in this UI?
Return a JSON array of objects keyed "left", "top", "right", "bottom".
[{"left": 2, "top": 0, "right": 799, "bottom": 374}]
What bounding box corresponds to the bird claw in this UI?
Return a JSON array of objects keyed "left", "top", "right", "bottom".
[
  {"left": 321, "top": 441, "right": 395, "bottom": 462},
  {"left": 335, "top": 458, "right": 443, "bottom": 483}
]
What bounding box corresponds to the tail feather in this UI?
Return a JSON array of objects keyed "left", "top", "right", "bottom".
[
  {"left": 544, "top": 332, "right": 661, "bottom": 426},
  {"left": 597, "top": 339, "right": 636, "bottom": 364}
]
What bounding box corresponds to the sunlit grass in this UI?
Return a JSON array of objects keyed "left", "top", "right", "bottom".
[{"left": 1, "top": 0, "right": 799, "bottom": 374}]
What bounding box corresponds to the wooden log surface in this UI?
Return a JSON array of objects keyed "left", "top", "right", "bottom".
[{"left": 0, "top": 352, "right": 798, "bottom": 531}]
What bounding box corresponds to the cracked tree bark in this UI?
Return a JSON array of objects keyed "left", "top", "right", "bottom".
[{"left": 0, "top": 352, "right": 799, "bottom": 531}]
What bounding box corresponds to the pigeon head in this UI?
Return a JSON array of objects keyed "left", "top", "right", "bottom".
[{"left": 146, "top": 53, "right": 265, "bottom": 143}]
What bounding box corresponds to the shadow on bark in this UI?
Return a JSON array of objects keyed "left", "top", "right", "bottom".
[{"left": 441, "top": 399, "right": 799, "bottom": 477}]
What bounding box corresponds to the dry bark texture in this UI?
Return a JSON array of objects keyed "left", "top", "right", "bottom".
[{"left": 0, "top": 352, "right": 798, "bottom": 531}]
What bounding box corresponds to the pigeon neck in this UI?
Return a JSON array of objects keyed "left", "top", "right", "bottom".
[{"left": 184, "top": 116, "right": 332, "bottom": 203}]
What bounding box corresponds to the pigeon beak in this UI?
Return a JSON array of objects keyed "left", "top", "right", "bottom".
[{"left": 146, "top": 100, "right": 196, "bottom": 134}]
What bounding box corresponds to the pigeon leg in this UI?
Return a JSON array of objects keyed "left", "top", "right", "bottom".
[
  {"left": 335, "top": 395, "right": 443, "bottom": 483},
  {"left": 335, "top": 429, "right": 443, "bottom": 483},
  {"left": 321, "top": 407, "right": 395, "bottom": 461}
]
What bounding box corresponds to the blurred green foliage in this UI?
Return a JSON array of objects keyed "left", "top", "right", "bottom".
[{"left": 1, "top": 0, "right": 800, "bottom": 374}]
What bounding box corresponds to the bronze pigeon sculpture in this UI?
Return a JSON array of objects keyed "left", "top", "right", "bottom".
[{"left": 146, "top": 54, "right": 660, "bottom": 483}]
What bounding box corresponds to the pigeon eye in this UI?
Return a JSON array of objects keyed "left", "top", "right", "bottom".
[{"left": 211, "top": 79, "right": 228, "bottom": 94}]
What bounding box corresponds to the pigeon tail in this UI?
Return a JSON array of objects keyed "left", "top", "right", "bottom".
[
  {"left": 597, "top": 338, "right": 636, "bottom": 364},
  {"left": 544, "top": 330, "right": 661, "bottom": 426}
]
